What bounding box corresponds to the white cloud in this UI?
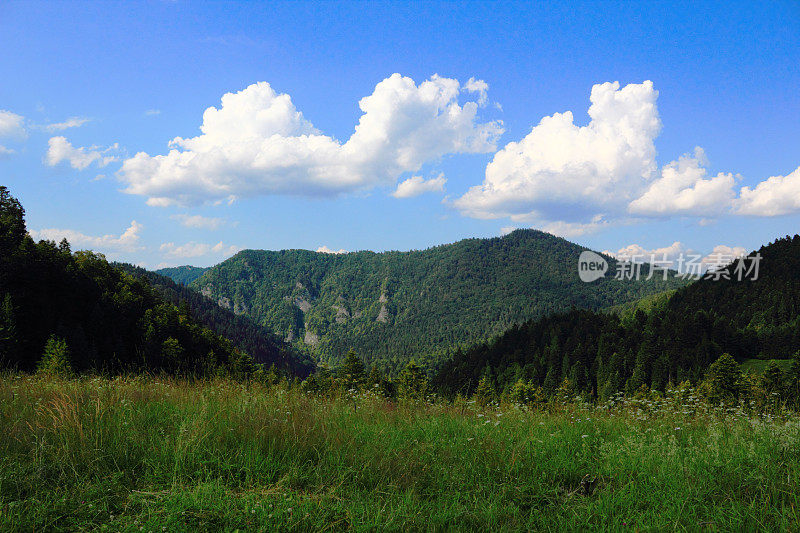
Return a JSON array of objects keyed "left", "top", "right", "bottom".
[
  {"left": 43, "top": 117, "right": 90, "bottom": 132},
  {"left": 604, "top": 241, "right": 748, "bottom": 272},
  {"left": 119, "top": 74, "right": 503, "bottom": 206},
  {"left": 735, "top": 166, "right": 800, "bottom": 216},
  {"left": 701, "top": 244, "right": 747, "bottom": 266},
  {"left": 454, "top": 81, "right": 661, "bottom": 222},
  {"left": 316, "top": 245, "right": 347, "bottom": 254},
  {"left": 392, "top": 173, "right": 446, "bottom": 198},
  {"left": 0, "top": 110, "right": 26, "bottom": 154},
  {"left": 604, "top": 241, "right": 688, "bottom": 264},
  {"left": 145, "top": 109, "right": 161, "bottom": 116},
  {"left": 628, "top": 147, "right": 737, "bottom": 217},
  {"left": 45, "top": 136, "right": 118, "bottom": 170},
  {"left": 464, "top": 77, "right": 489, "bottom": 106},
  {"left": 160, "top": 241, "right": 240, "bottom": 258},
  {"left": 499, "top": 226, "right": 517, "bottom": 236},
  {"left": 170, "top": 213, "right": 226, "bottom": 230},
  {"left": 29, "top": 220, "right": 143, "bottom": 253},
  {"left": 0, "top": 110, "right": 26, "bottom": 138},
  {"left": 540, "top": 216, "right": 610, "bottom": 238}
]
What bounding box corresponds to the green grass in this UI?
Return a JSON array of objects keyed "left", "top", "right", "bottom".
[
  {"left": 1, "top": 375, "right": 799, "bottom": 531},
  {"left": 741, "top": 358, "right": 792, "bottom": 375}
]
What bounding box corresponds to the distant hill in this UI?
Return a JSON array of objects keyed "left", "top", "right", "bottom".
[
  {"left": 173, "top": 229, "right": 687, "bottom": 373},
  {"left": 118, "top": 264, "right": 315, "bottom": 377},
  {"left": 155, "top": 265, "right": 209, "bottom": 285},
  {"left": 433, "top": 235, "right": 800, "bottom": 398}
]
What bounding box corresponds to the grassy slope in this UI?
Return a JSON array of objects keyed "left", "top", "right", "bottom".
[{"left": 1, "top": 375, "right": 798, "bottom": 531}]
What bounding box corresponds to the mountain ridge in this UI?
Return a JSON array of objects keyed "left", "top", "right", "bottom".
[{"left": 161, "top": 229, "right": 687, "bottom": 373}]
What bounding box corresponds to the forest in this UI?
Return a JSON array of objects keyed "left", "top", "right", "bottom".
[{"left": 165, "top": 229, "right": 686, "bottom": 373}]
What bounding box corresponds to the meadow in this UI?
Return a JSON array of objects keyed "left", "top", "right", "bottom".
[{"left": 1, "top": 375, "right": 799, "bottom": 532}]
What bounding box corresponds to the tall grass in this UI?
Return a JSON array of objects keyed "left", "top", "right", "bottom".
[{"left": 1, "top": 374, "right": 799, "bottom": 531}]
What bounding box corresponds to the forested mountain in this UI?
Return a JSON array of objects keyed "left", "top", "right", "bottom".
[
  {"left": 155, "top": 265, "right": 209, "bottom": 285},
  {"left": 172, "top": 230, "right": 687, "bottom": 373},
  {"left": 433, "top": 235, "right": 800, "bottom": 398},
  {"left": 0, "top": 186, "right": 257, "bottom": 376},
  {"left": 118, "top": 264, "right": 314, "bottom": 377}
]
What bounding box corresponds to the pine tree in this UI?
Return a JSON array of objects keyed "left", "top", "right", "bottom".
[
  {"left": 398, "top": 359, "right": 427, "bottom": 400},
  {"left": 473, "top": 374, "right": 495, "bottom": 406},
  {"left": 339, "top": 349, "right": 366, "bottom": 391},
  {"left": 38, "top": 334, "right": 72, "bottom": 376},
  {"left": 702, "top": 353, "right": 742, "bottom": 404}
]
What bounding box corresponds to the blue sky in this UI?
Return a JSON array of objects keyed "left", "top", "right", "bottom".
[{"left": 1, "top": 1, "right": 798, "bottom": 267}]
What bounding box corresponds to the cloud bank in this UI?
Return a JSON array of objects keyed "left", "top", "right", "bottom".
[
  {"left": 29, "top": 221, "right": 143, "bottom": 253},
  {"left": 120, "top": 74, "right": 503, "bottom": 207},
  {"left": 451, "top": 80, "right": 800, "bottom": 234}
]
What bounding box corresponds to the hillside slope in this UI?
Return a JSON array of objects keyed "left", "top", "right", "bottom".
[
  {"left": 155, "top": 265, "right": 209, "bottom": 285},
  {"left": 0, "top": 186, "right": 255, "bottom": 375},
  {"left": 433, "top": 235, "right": 800, "bottom": 397},
  {"left": 181, "top": 229, "right": 687, "bottom": 372},
  {"left": 119, "top": 265, "right": 315, "bottom": 377}
]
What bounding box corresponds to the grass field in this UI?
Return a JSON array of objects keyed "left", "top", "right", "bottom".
[{"left": 1, "top": 375, "right": 799, "bottom": 531}]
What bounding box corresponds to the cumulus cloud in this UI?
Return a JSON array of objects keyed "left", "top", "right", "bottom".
[
  {"left": 701, "top": 244, "right": 747, "bottom": 267},
  {"left": 160, "top": 241, "right": 240, "bottom": 258},
  {"left": 45, "top": 136, "right": 119, "bottom": 170},
  {"left": 29, "top": 220, "right": 143, "bottom": 253},
  {"left": 604, "top": 241, "right": 688, "bottom": 264},
  {"left": 0, "top": 110, "right": 26, "bottom": 154},
  {"left": 604, "top": 241, "right": 748, "bottom": 272},
  {"left": 316, "top": 245, "right": 347, "bottom": 254},
  {"left": 540, "top": 215, "right": 611, "bottom": 238},
  {"left": 0, "top": 110, "right": 26, "bottom": 138},
  {"left": 499, "top": 226, "right": 517, "bottom": 236},
  {"left": 119, "top": 74, "right": 503, "bottom": 206},
  {"left": 170, "top": 213, "right": 226, "bottom": 230},
  {"left": 735, "top": 166, "right": 800, "bottom": 216},
  {"left": 42, "top": 117, "right": 90, "bottom": 132},
  {"left": 628, "top": 147, "right": 737, "bottom": 217},
  {"left": 454, "top": 81, "right": 661, "bottom": 222},
  {"left": 392, "top": 173, "right": 446, "bottom": 198}
]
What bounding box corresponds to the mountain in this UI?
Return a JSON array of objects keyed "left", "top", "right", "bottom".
[
  {"left": 0, "top": 186, "right": 258, "bottom": 376},
  {"left": 176, "top": 229, "right": 687, "bottom": 373},
  {"left": 118, "top": 264, "right": 315, "bottom": 377},
  {"left": 433, "top": 235, "right": 800, "bottom": 398},
  {"left": 155, "top": 265, "right": 209, "bottom": 285}
]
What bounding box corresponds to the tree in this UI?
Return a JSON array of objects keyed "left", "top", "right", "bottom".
[
  {"left": 398, "top": 359, "right": 427, "bottom": 400},
  {"left": 761, "top": 361, "right": 785, "bottom": 399},
  {"left": 38, "top": 334, "right": 72, "bottom": 376},
  {"left": 339, "top": 349, "right": 366, "bottom": 391},
  {"left": 0, "top": 293, "right": 17, "bottom": 361},
  {"left": 161, "top": 337, "right": 185, "bottom": 370},
  {"left": 473, "top": 374, "right": 495, "bottom": 406},
  {"left": 0, "top": 186, "right": 27, "bottom": 255},
  {"left": 702, "top": 353, "right": 742, "bottom": 404}
]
